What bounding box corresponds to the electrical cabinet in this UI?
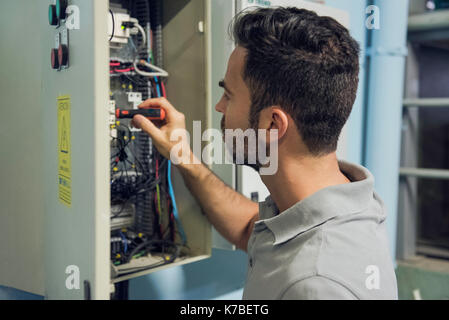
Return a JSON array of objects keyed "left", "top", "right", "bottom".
[
  {"left": 0, "top": 0, "right": 350, "bottom": 299},
  {"left": 1, "top": 0, "right": 212, "bottom": 300}
]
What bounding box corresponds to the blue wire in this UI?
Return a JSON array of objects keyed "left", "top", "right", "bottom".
[
  {"left": 119, "top": 231, "right": 128, "bottom": 253},
  {"left": 154, "top": 77, "right": 161, "bottom": 98},
  {"left": 153, "top": 77, "right": 186, "bottom": 244},
  {"left": 167, "top": 160, "right": 187, "bottom": 244}
]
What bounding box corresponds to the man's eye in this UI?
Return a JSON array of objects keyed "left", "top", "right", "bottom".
[{"left": 223, "top": 93, "right": 230, "bottom": 100}]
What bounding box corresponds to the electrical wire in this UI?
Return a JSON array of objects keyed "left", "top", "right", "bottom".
[
  {"left": 160, "top": 79, "right": 167, "bottom": 97},
  {"left": 155, "top": 158, "right": 163, "bottom": 237},
  {"left": 110, "top": 125, "right": 162, "bottom": 219},
  {"left": 133, "top": 21, "right": 147, "bottom": 49},
  {"left": 157, "top": 78, "right": 187, "bottom": 244},
  {"left": 154, "top": 77, "right": 162, "bottom": 98},
  {"left": 121, "top": 18, "right": 147, "bottom": 53},
  {"left": 149, "top": 29, "right": 154, "bottom": 64},
  {"left": 125, "top": 239, "right": 180, "bottom": 263},
  {"left": 133, "top": 59, "right": 169, "bottom": 78},
  {"left": 167, "top": 160, "right": 187, "bottom": 245},
  {"left": 109, "top": 10, "right": 115, "bottom": 42},
  {"left": 119, "top": 231, "right": 128, "bottom": 253},
  {"left": 154, "top": 77, "right": 165, "bottom": 238},
  {"left": 110, "top": 4, "right": 186, "bottom": 271}
]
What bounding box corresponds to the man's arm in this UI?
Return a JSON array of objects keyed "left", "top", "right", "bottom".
[{"left": 132, "top": 98, "right": 259, "bottom": 251}]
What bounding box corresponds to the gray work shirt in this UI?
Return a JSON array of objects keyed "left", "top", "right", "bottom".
[{"left": 243, "top": 161, "right": 398, "bottom": 300}]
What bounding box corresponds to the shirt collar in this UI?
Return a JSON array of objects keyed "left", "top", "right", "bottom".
[{"left": 257, "top": 161, "right": 375, "bottom": 245}]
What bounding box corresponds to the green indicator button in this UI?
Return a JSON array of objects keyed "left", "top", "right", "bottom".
[
  {"left": 48, "top": 5, "right": 58, "bottom": 26},
  {"left": 56, "top": 0, "right": 68, "bottom": 20}
]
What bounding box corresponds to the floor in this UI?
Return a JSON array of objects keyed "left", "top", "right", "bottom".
[{"left": 396, "top": 255, "right": 449, "bottom": 299}]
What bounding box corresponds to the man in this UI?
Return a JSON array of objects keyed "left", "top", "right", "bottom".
[{"left": 132, "top": 7, "right": 398, "bottom": 299}]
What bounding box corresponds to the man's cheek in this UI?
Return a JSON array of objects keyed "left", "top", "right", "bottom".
[
  {"left": 226, "top": 112, "right": 241, "bottom": 130},
  {"left": 221, "top": 117, "right": 226, "bottom": 131}
]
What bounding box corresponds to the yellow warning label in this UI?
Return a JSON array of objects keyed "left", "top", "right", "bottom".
[{"left": 58, "top": 95, "right": 72, "bottom": 207}]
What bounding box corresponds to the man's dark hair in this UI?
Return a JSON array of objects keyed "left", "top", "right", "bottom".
[{"left": 230, "top": 7, "right": 360, "bottom": 156}]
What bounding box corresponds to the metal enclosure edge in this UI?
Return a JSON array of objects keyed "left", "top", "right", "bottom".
[{"left": 41, "top": 0, "right": 110, "bottom": 299}]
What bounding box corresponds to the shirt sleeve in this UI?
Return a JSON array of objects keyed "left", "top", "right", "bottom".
[{"left": 281, "top": 276, "right": 359, "bottom": 300}]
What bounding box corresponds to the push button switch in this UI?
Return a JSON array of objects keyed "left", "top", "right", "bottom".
[
  {"left": 56, "top": 0, "right": 68, "bottom": 20},
  {"left": 51, "top": 49, "right": 59, "bottom": 69},
  {"left": 58, "top": 44, "right": 69, "bottom": 67},
  {"left": 48, "top": 5, "right": 58, "bottom": 26}
]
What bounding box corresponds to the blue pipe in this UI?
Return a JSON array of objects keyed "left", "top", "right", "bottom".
[{"left": 364, "top": 0, "right": 410, "bottom": 261}]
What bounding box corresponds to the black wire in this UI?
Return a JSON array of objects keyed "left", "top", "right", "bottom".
[
  {"left": 121, "top": 74, "right": 147, "bottom": 86},
  {"left": 111, "top": 128, "right": 166, "bottom": 214},
  {"left": 126, "top": 239, "right": 180, "bottom": 263},
  {"left": 109, "top": 10, "right": 115, "bottom": 42},
  {"left": 110, "top": 2, "right": 177, "bottom": 268}
]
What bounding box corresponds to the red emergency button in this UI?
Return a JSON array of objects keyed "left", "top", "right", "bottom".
[
  {"left": 58, "top": 44, "right": 69, "bottom": 67},
  {"left": 51, "top": 49, "right": 59, "bottom": 69}
]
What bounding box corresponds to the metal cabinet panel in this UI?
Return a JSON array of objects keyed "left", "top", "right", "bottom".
[
  {"left": 0, "top": 0, "right": 45, "bottom": 296},
  {"left": 40, "top": 0, "right": 110, "bottom": 299}
]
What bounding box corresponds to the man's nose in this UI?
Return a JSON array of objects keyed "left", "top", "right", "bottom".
[{"left": 215, "top": 99, "right": 226, "bottom": 114}]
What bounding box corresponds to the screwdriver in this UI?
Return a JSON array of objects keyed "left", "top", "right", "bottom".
[{"left": 115, "top": 108, "right": 166, "bottom": 121}]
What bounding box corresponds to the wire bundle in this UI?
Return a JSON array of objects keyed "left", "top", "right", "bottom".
[
  {"left": 111, "top": 229, "right": 180, "bottom": 270},
  {"left": 110, "top": 125, "right": 166, "bottom": 213},
  {"left": 109, "top": 0, "right": 187, "bottom": 275},
  {"left": 110, "top": 60, "right": 135, "bottom": 74}
]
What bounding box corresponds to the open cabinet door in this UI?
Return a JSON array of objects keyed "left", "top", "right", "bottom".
[{"left": 40, "top": 0, "right": 110, "bottom": 299}]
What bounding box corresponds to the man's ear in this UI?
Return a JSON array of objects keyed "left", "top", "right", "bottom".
[{"left": 258, "top": 107, "right": 289, "bottom": 141}]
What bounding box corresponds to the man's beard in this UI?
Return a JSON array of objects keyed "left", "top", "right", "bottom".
[{"left": 220, "top": 116, "right": 264, "bottom": 172}]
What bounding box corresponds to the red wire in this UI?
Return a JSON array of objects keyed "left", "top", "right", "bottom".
[
  {"left": 161, "top": 81, "right": 167, "bottom": 98},
  {"left": 113, "top": 67, "right": 134, "bottom": 73},
  {"left": 154, "top": 193, "right": 163, "bottom": 237},
  {"left": 154, "top": 159, "right": 164, "bottom": 237}
]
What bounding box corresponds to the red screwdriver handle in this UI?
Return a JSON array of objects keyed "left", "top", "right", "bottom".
[{"left": 116, "top": 108, "right": 166, "bottom": 120}]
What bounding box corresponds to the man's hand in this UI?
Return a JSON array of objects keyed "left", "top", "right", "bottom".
[
  {"left": 131, "top": 97, "right": 259, "bottom": 251},
  {"left": 131, "top": 97, "right": 190, "bottom": 161}
]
